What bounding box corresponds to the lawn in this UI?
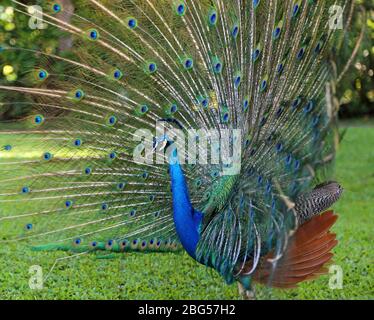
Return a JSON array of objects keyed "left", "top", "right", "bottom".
[{"left": 0, "top": 124, "right": 373, "bottom": 300}]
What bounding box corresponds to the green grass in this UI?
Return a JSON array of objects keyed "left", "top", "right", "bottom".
[{"left": 0, "top": 125, "right": 373, "bottom": 300}]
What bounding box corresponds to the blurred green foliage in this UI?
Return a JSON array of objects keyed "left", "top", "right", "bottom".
[
  {"left": 0, "top": 1, "right": 373, "bottom": 119},
  {"left": 0, "top": 0, "right": 63, "bottom": 119},
  {"left": 337, "top": 0, "right": 374, "bottom": 118}
]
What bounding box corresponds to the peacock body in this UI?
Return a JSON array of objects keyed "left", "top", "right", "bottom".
[{"left": 0, "top": 0, "right": 349, "bottom": 295}]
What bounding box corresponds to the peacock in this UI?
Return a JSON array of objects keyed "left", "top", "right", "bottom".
[{"left": 0, "top": 0, "right": 354, "bottom": 299}]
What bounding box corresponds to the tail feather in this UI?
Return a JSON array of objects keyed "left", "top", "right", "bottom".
[{"left": 251, "top": 211, "right": 339, "bottom": 288}]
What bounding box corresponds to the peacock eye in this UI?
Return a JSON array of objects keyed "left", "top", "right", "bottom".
[
  {"left": 22, "top": 186, "right": 30, "bottom": 194},
  {"left": 25, "top": 223, "right": 33, "bottom": 230},
  {"left": 292, "top": 4, "right": 300, "bottom": 17},
  {"left": 214, "top": 62, "right": 222, "bottom": 73},
  {"left": 303, "top": 100, "right": 314, "bottom": 114},
  {"left": 34, "top": 115, "right": 44, "bottom": 125},
  {"left": 113, "top": 69, "right": 123, "bottom": 79},
  {"left": 297, "top": 47, "right": 305, "bottom": 60},
  {"left": 292, "top": 98, "right": 301, "bottom": 109},
  {"left": 260, "top": 79, "right": 267, "bottom": 91},
  {"left": 285, "top": 154, "right": 292, "bottom": 165},
  {"left": 117, "top": 182, "right": 126, "bottom": 190},
  {"left": 273, "top": 27, "right": 281, "bottom": 39},
  {"left": 88, "top": 29, "right": 99, "bottom": 40},
  {"left": 43, "top": 152, "right": 52, "bottom": 161},
  {"left": 148, "top": 62, "right": 157, "bottom": 73},
  {"left": 141, "top": 105, "right": 148, "bottom": 113},
  {"left": 38, "top": 70, "right": 47, "bottom": 80},
  {"left": 211, "top": 170, "right": 219, "bottom": 178},
  {"left": 121, "top": 240, "right": 128, "bottom": 247},
  {"left": 234, "top": 75, "right": 241, "bottom": 88},
  {"left": 177, "top": 4, "right": 186, "bottom": 16},
  {"left": 74, "top": 139, "right": 82, "bottom": 146},
  {"left": 52, "top": 3, "right": 61, "bottom": 13},
  {"left": 222, "top": 112, "right": 229, "bottom": 122},
  {"left": 277, "top": 63, "right": 284, "bottom": 74},
  {"left": 209, "top": 12, "right": 217, "bottom": 25},
  {"left": 108, "top": 115, "right": 117, "bottom": 126},
  {"left": 203, "top": 192, "right": 211, "bottom": 201},
  {"left": 184, "top": 58, "right": 193, "bottom": 70},
  {"left": 252, "top": 49, "right": 260, "bottom": 61},
  {"left": 127, "top": 18, "right": 137, "bottom": 29},
  {"left": 315, "top": 43, "right": 321, "bottom": 53},
  {"left": 170, "top": 104, "right": 178, "bottom": 114},
  {"left": 243, "top": 99, "right": 249, "bottom": 110},
  {"left": 73, "top": 89, "right": 85, "bottom": 101},
  {"left": 276, "top": 143, "right": 283, "bottom": 153},
  {"left": 232, "top": 25, "right": 239, "bottom": 38}
]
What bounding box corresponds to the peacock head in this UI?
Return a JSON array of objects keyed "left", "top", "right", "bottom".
[
  {"left": 152, "top": 134, "right": 173, "bottom": 153},
  {"left": 152, "top": 134, "right": 180, "bottom": 166}
]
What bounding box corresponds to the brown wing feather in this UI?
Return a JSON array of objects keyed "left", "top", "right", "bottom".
[{"left": 250, "top": 211, "right": 339, "bottom": 288}]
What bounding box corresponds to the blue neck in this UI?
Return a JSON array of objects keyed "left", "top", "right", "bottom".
[{"left": 169, "top": 157, "right": 203, "bottom": 259}]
